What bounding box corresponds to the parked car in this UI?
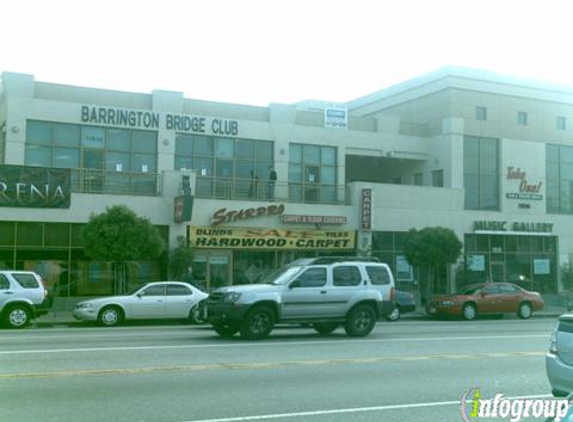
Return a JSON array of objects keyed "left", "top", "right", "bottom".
[
  {"left": 206, "top": 256, "right": 396, "bottom": 340},
  {"left": 386, "top": 290, "right": 416, "bottom": 321},
  {"left": 73, "top": 281, "right": 208, "bottom": 326},
  {"left": 547, "top": 312, "right": 573, "bottom": 397},
  {"left": 426, "top": 282, "right": 544, "bottom": 320},
  {"left": 0, "top": 270, "right": 50, "bottom": 328}
]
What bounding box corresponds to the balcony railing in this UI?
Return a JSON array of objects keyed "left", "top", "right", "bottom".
[
  {"left": 70, "top": 169, "right": 161, "bottom": 196},
  {"left": 195, "top": 176, "right": 349, "bottom": 205}
]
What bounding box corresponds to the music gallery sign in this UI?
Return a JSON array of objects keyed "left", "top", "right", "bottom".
[
  {"left": 0, "top": 165, "right": 71, "bottom": 208},
  {"left": 189, "top": 227, "right": 356, "bottom": 250}
]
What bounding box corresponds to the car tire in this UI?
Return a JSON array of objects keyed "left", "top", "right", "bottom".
[
  {"left": 4, "top": 305, "right": 30, "bottom": 329},
  {"left": 517, "top": 302, "right": 532, "bottom": 319},
  {"left": 344, "top": 304, "right": 376, "bottom": 337},
  {"left": 213, "top": 323, "right": 239, "bottom": 338},
  {"left": 313, "top": 322, "right": 339, "bottom": 334},
  {"left": 189, "top": 305, "right": 206, "bottom": 324},
  {"left": 240, "top": 306, "right": 275, "bottom": 340},
  {"left": 386, "top": 306, "right": 401, "bottom": 322},
  {"left": 98, "top": 306, "right": 123, "bottom": 327},
  {"left": 462, "top": 303, "right": 477, "bottom": 321}
]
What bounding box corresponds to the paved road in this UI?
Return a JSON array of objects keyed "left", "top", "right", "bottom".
[{"left": 1, "top": 318, "right": 560, "bottom": 422}]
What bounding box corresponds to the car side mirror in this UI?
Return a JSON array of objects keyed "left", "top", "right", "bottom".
[
  {"left": 480, "top": 292, "right": 487, "bottom": 297},
  {"left": 567, "top": 301, "right": 573, "bottom": 312},
  {"left": 136, "top": 293, "right": 143, "bottom": 299}
]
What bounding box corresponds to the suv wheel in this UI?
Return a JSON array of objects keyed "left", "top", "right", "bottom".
[
  {"left": 5, "top": 305, "right": 30, "bottom": 329},
  {"left": 240, "top": 306, "right": 275, "bottom": 340},
  {"left": 213, "top": 323, "right": 239, "bottom": 338},
  {"left": 98, "top": 306, "right": 123, "bottom": 327},
  {"left": 344, "top": 305, "right": 376, "bottom": 337},
  {"left": 313, "top": 322, "right": 338, "bottom": 334}
]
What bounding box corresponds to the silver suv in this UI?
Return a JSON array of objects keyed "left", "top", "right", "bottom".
[
  {"left": 0, "top": 271, "right": 49, "bottom": 328},
  {"left": 547, "top": 312, "right": 573, "bottom": 396},
  {"left": 206, "top": 257, "right": 396, "bottom": 340}
]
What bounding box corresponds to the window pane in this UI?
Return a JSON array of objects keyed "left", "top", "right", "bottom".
[
  {"left": 44, "top": 223, "right": 69, "bottom": 247},
  {"left": 289, "top": 164, "right": 302, "bottom": 182},
  {"left": 256, "top": 142, "right": 273, "bottom": 161},
  {"left": 175, "top": 134, "right": 194, "bottom": 155},
  {"left": 175, "top": 156, "right": 193, "bottom": 171},
  {"left": 54, "top": 124, "right": 80, "bottom": 147},
  {"left": 547, "top": 144, "right": 559, "bottom": 162},
  {"left": 321, "top": 147, "right": 336, "bottom": 165},
  {"left": 561, "top": 146, "right": 573, "bottom": 163},
  {"left": 290, "top": 144, "right": 302, "bottom": 163},
  {"left": 132, "top": 154, "right": 155, "bottom": 173},
  {"left": 107, "top": 129, "right": 131, "bottom": 151},
  {"left": 25, "top": 145, "right": 52, "bottom": 166},
  {"left": 321, "top": 166, "right": 336, "bottom": 184},
  {"left": 107, "top": 151, "right": 131, "bottom": 172},
  {"left": 81, "top": 126, "right": 105, "bottom": 149},
  {"left": 480, "top": 138, "right": 498, "bottom": 157},
  {"left": 17, "top": 223, "right": 43, "bottom": 246},
  {"left": 132, "top": 130, "right": 156, "bottom": 153},
  {"left": 27, "top": 121, "right": 52, "bottom": 145},
  {"left": 194, "top": 136, "right": 212, "bottom": 156},
  {"left": 214, "top": 137, "right": 234, "bottom": 158},
  {"left": 54, "top": 148, "right": 80, "bottom": 168},
  {"left": 236, "top": 139, "right": 254, "bottom": 158},
  {"left": 304, "top": 145, "right": 320, "bottom": 164},
  {"left": 0, "top": 222, "right": 15, "bottom": 246}
]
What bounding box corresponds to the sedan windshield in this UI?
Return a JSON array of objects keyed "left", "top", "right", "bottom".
[{"left": 262, "top": 266, "right": 304, "bottom": 285}]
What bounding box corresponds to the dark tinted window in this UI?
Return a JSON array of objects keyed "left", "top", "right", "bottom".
[
  {"left": 333, "top": 266, "right": 361, "bottom": 287},
  {"left": 12, "top": 273, "right": 40, "bottom": 289},
  {"left": 499, "top": 284, "right": 517, "bottom": 294},
  {"left": 0, "top": 274, "right": 10, "bottom": 289},
  {"left": 366, "top": 266, "right": 391, "bottom": 285},
  {"left": 140, "top": 284, "right": 166, "bottom": 296},
  {"left": 167, "top": 284, "right": 192, "bottom": 296},
  {"left": 292, "top": 268, "right": 327, "bottom": 288}
]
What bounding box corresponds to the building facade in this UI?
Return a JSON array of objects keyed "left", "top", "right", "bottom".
[{"left": 1, "top": 67, "right": 571, "bottom": 303}]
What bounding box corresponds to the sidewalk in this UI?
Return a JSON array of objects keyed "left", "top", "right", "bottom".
[{"left": 32, "top": 301, "right": 570, "bottom": 328}]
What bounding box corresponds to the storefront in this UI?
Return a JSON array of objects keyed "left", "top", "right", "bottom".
[{"left": 188, "top": 226, "right": 356, "bottom": 290}]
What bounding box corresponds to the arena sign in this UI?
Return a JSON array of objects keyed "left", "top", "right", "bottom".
[
  {"left": 0, "top": 164, "right": 71, "bottom": 208},
  {"left": 189, "top": 227, "right": 356, "bottom": 250}
]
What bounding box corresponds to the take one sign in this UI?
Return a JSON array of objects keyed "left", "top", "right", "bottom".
[{"left": 505, "top": 166, "right": 543, "bottom": 200}]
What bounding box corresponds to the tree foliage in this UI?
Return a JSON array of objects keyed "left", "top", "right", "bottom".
[
  {"left": 169, "top": 235, "right": 194, "bottom": 280},
  {"left": 403, "top": 226, "right": 462, "bottom": 298},
  {"left": 403, "top": 226, "right": 462, "bottom": 268},
  {"left": 82, "top": 205, "right": 165, "bottom": 261},
  {"left": 81, "top": 205, "right": 166, "bottom": 293}
]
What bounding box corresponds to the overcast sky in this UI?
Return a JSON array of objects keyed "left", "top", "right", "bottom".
[{"left": 2, "top": 0, "right": 572, "bottom": 106}]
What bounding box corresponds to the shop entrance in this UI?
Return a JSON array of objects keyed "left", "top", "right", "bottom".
[{"left": 192, "top": 252, "right": 232, "bottom": 292}]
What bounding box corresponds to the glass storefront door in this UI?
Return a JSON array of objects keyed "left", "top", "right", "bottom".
[{"left": 192, "top": 252, "right": 232, "bottom": 292}]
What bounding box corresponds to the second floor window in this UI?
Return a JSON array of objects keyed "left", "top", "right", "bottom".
[{"left": 464, "top": 136, "right": 499, "bottom": 210}]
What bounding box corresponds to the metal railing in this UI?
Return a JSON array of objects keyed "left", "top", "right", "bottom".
[
  {"left": 70, "top": 169, "right": 162, "bottom": 196},
  {"left": 195, "top": 176, "right": 350, "bottom": 205}
]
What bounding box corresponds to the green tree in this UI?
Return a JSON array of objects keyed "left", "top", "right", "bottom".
[
  {"left": 168, "top": 235, "right": 194, "bottom": 280},
  {"left": 81, "top": 205, "right": 166, "bottom": 294},
  {"left": 403, "top": 226, "right": 462, "bottom": 301}
]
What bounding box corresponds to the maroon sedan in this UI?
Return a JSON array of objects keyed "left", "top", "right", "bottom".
[{"left": 426, "top": 282, "right": 544, "bottom": 320}]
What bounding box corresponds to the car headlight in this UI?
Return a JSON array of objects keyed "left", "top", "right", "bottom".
[
  {"left": 77, "top": 303, "right": 94, "bottom": 309},
  {"left": 439, "top": 301, "right": 455, "bottom": 306},
  {"left": 223, "top": 292, "right": 242, "bottom": 303}
]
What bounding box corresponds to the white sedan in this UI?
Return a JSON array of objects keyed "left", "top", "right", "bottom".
[{"left": 73, "top": 281, "right": 208, "bottom": 326}]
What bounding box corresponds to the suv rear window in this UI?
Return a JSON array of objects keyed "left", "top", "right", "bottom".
[
  {"left": 333, "top": 266, "right": 361, "bottom": 286},
  {"left": 12, "top": 273, "right": 40, "bottom": 289},
  {"left": 366, "top": 266, "right": 391, "bottom": 285}
]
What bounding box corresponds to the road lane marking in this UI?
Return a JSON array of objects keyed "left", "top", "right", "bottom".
[
  {"left": 152, "top": 393, "right": 557, "bottom": 422},
  {"left": 0, "top": 350, "right": 544, "bottom": 379},
  {"left": 0, "top": 334, "right": 548, "bottom": 355}
]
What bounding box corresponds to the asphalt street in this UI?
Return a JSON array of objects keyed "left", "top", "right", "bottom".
[{"left": 0, "top": 318, "right": 561, "bottom": 422}]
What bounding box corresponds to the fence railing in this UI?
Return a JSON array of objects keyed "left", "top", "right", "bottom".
[
  {"left": 70, "top": 169, "right": 161, "bottom": 196},
  {"left": 195, "top": 176, "right": 350, "bottom": 205}
]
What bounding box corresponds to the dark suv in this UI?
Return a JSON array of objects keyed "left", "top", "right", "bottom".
[{"left": 207, "top": 257, "right": 396, "bottom": 340}]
